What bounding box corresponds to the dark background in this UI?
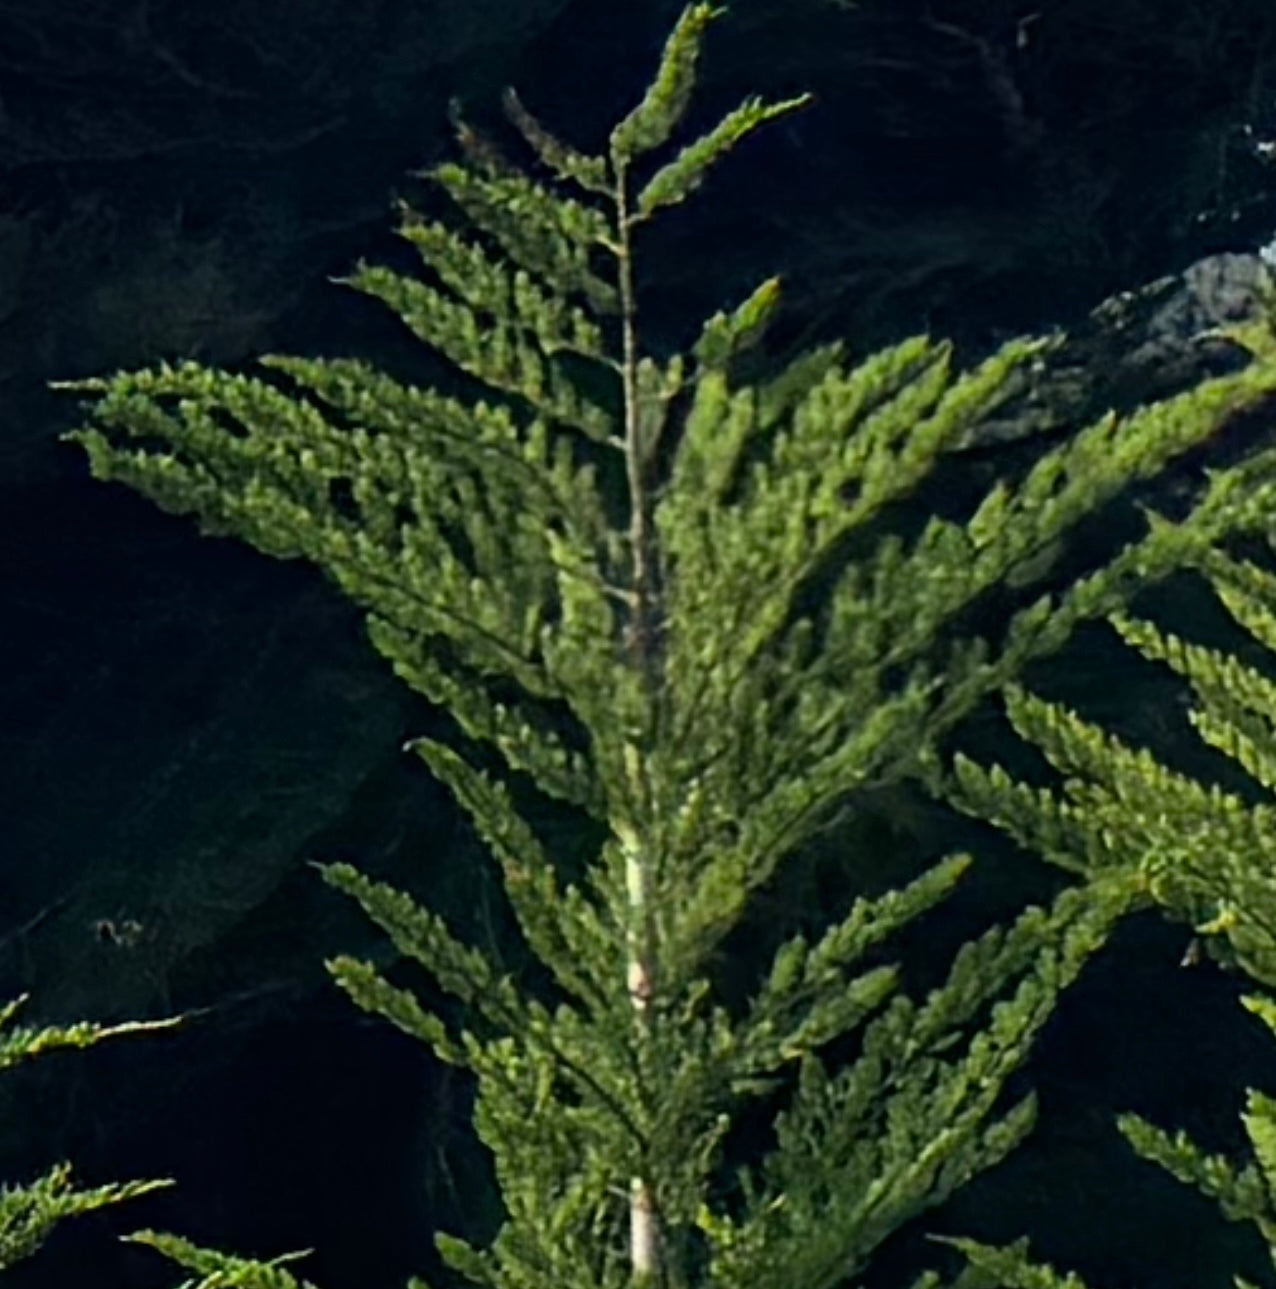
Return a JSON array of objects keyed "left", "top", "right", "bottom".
[{"left": 6, "top": 1, "right": 1276, "bottom": 1287}]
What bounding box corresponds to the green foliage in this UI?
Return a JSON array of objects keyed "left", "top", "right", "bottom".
[
  {"left": 608, "top": 4, "right": 726, "bottom": 163},
  {"left": 918, "top": 283, "right": 1276, "bottom": 1289},
  {"left": 50, "top": 3, "right": 1276, "bottom": 1289},
  {"left": 930, "top": 989, "right": 1276, "bottom": 1289},
  {"left": 121, "top": 1230, "right": 320, "bottom": 1289},
  {"left": 0, "top": 993, "right": 181, "bottom": 1273},
  {"left": 939, "top": 534, "right": 1276, "bottom": 990},
  {"left": 684, "top": 880, "right": 1130, "bottom": 1289},
  {"left": 928, "top": 1235, "right": 1093, "bottom": 1289}
]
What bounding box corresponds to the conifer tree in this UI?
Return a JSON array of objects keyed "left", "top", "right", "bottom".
[
  {"left": 49, "top": 5, "right": 1276, "bottom": 1288},
  {"left": 0, "top": 994, "right": 179, "bottom": 1271}
]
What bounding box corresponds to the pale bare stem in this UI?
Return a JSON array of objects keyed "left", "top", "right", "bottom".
[
  {"left": 627, "top": 831, "right": 658, "bottom": 1280},
  {"left": 616, "top": 163, "right": 664, "bottom": 1287},
  {"left": 630, "top": 1173, "right": 660, "bottom": 1283}
]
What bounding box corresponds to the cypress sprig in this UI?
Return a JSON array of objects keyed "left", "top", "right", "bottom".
[{"left": 51, "top": 5, "right": 1276, "bottom": 1289}]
